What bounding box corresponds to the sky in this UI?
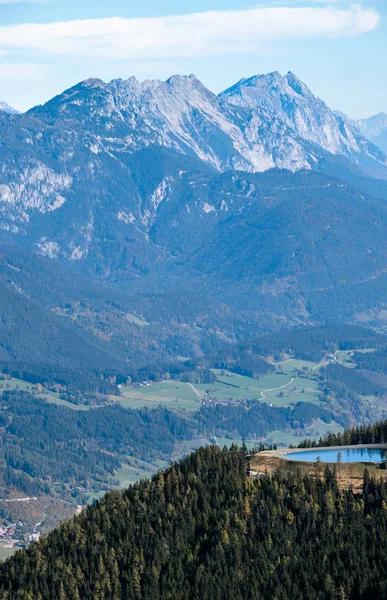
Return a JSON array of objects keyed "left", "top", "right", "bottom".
[{"left": 0, "top": 0, "right": 385, "bottom": 117}]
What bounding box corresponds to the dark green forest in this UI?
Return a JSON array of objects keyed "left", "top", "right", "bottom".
[
  {"left": 299, "top": 418, "right": 387, "bottom": 448},
  {"left": 2, "top": 444, "right": 387, "bottom": 599},
  {"left": 0, "top": 390, "right": 334, "bottom": 497}
]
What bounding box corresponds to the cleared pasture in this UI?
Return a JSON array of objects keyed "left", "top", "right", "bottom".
[
  {"left": 117, "top": 381, "right": 202, "bottom": 411},
  {"left": 0, "top": 378, "right": 75, "bottom": 408},
  {"left": 196, "top": 370, "right": 321, "bottom": 408},
  {"left": 125, "top": 313, "right": 149, "bottom": 327},
  {"left": 276, "top": 359, "right": 320, "bottom": 372}
]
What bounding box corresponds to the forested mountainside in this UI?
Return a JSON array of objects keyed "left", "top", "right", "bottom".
[
  {"left": 2, "top": 444, "right": 387, "bottom": 599},
  {"left": 2, "top": 166, "right": 387, "bottom": 391},
  {"left": 1, "top": 236, "right": 384, "bottom": 395},
  {"left": 2, "top": 324, "right": 387, "bottom": 538},
  {"left": 0, "top": 389, "right": 331, "bottom": 498}
]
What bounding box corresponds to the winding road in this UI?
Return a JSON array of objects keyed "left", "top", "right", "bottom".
[
  {"left": 312, "top": 350, "right": 339, "bottom": 371},
  {"left": 260, "top": 378, "right": 295, "bottom": 401}
]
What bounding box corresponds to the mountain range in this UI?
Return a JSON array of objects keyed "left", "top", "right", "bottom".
[
  {"left": 1, "top": 71, "right": 387, "bottom": 382},
  {"left": 335, "top": 110, "right": 387, "bottom": 156}
]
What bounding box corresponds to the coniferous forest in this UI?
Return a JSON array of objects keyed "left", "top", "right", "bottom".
[{"left": 1, "top": 444, "right": 387, "bottom": 599}]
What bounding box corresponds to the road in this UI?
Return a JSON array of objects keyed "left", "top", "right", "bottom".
[
  {"left": 0, "top": 497, "right": 38, "bottom": 503},
  {"left": 260, "top": 378, "right": 295, "bottom": 401},
  {"left": 187, "top": 383, "right": 202, "bottom": 399},
  {"left": 312, "top": 350, "right": 339, "bottom": 371}
]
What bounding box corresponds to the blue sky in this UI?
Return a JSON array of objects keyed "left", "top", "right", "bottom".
[{"left": 0, "top": 0, "right": 385, "bottom": 117}]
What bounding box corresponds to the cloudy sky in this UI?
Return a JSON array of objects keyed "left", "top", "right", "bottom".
[{"left": 0, "top": 0, "right": 385, "bottom": 116}]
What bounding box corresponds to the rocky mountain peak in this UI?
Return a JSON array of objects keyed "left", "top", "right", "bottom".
[
  {"left": 220, "top": 71, "right": 385, "bottom": 164},
  {"left": 0, "top": 101, "right": 20, "bottom": 115},
  {"left": 284, "top": 71, "right": 312, "bottom": 97}
]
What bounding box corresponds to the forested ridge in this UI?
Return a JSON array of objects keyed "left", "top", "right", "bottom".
[
  {"left": 0, "top": 390, "right": 334, "bottom": 498},
  {"left": 2, "top": 444, "right": 387, "bottom": 599}
]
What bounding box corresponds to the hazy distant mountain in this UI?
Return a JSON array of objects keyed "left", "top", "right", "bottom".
[
  {"left": 0, "top": 101, "right": 20, "bottom": 115},
  {"left": 335, "top": 110, "right": 387, "bottom": 155}
]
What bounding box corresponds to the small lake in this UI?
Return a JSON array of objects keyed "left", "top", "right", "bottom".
[{"left": 286, "top": 447, "right": 387, "bottom": 463}]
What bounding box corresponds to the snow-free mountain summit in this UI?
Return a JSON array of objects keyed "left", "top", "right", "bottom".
[
  {"left": 1, "top": 71, "right": 387, "bottom": 334},
  {"left": 0, "top": 70, "right": 386, "bottom": 234}
]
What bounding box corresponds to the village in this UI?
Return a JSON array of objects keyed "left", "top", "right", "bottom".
[{"left": 0, "top": 520, "right": 41, "bottom": 553}]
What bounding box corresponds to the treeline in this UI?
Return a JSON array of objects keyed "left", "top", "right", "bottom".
[
  {"left": 323, "top": 363, "right": 387, "bottom": 397},
  {"left": 0, "top": 391, "right": 337, "bottom": 498},
  {"left": 127, "top": 324, "right": 382, "bottom": 387},
  {"left": 353, "top": 347, "right": 387, "bottom": 374},
  {"left": 128, "top": 352, "right": 273, "bottom": 385},
  {"left": 300, "top": 419, "right": 387, "bottom": 449},
  {"left": 3, "top": 445, "right": 387, "bottom": 598},
  {"left": 245, "top": 324, "right": 384, "bottom": 362},
  {"left": 198, "top": 401, "right": 336, "bottom": 439},
  {"left": 0, "top": 391, "right": 194, "bottom": 494}
]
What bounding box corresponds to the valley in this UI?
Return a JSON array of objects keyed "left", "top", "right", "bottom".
[
  {"left": 0, "top": 0, "right": 386, "bottom": 589},
  {"left": 1, "top": 327, "right": 385, "bottom": 558},
  {"left": 116, "top": 363, "right": 322, "bottom": 409}
]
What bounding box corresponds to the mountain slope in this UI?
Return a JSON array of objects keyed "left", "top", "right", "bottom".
[
  {"left": 0, "top": 72, "right": 386, "bottom": 249},
  {"left": 358, "top": 113, "right": 387, "bottom": 154},
  {"left": 337, "top": 111, "right": 387, "bottom": 156},
  {"left": 0, "top": 101, "right": 19, "bottom": 115},
  {"left": 23, "top": 74, "right": 335, "bottom": 173},
  {"left": 0, "top": 241, "right": 250, "bottom": 381},
  {"left": 221, "top": 71, "right": 387, "bottom": 177},
  {"left": 0, "top": 72, "right": 385, "bottom": 244},
  {"left": 2, "top": 163, "right": 387, "bottom": 330},
  {"left": 1, "top": 73, "right": 387, "bottom": 339},
  {"left": 2, "top": 444, "right": 387, "bottom": 599},
  {"left": 0, "top": 274, "right": 128, "bottom": 391}
]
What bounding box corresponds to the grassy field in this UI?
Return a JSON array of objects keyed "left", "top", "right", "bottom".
[
  {"left": 0, "top": 378, "right": 94, "bottom": 411},
  {"left": 174, "top": 438, "right": 214, "bottom": 458},
  {"left": 113, "top": 454, "right": 169, "bottom": 488},
  {"left": 263, "top": 419, "right": 344, "bottom": 447},
  {"left": 264, "top": 430, "right": 307, "bottom": 446},
  {"left": 335, "top": 350, "right": 358, "bottom": 368},
  {"left": 0, "top": 378, "right": 32, "bottom": 394},
  {"left": 196, "top": 369, "right": 321, "bottom": 408},
  {"left": 335, "top": 348, "right": 376, "bottom": 368},
  {"left": 54, "top": 350, "right": 375, "bottom": 414},
  {"left": 125, "top": 313, "right": 149, "bottom": 327},
  {"left": 308, "top": 418, "right": 344, "bottom": 436},
  {"left": 276, "top": 359, "right": 320, "bottom": 372},
  {"left": 0, "top": 544, "right": 17, "bottom": 562},
  {"left": 0, "top": 378, "right": 68, "bottom": 405},
  {"left": 45, "top": 397, "right": 92, "bottom": 411},
  {"left": 117, "top": 381, "right": 202, "bottom": 411},
  {"left": 115, "top": 464, "right": 148, "bottom": 487},
  {"left": 113, "top": 367, "right": 322, "bottom": 411}
]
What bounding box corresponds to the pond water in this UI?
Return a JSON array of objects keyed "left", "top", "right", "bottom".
[{"left": 286, "top": 447, "right": 387, "bottom": 463}]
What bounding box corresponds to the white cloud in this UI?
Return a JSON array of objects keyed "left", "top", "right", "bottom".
[{"left": 0, "top": 4, "right": 380, "bottom": 60}]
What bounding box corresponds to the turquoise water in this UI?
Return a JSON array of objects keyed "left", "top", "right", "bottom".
[{"left": 286, "top": 447, "right": 386, "bottom": 463}]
